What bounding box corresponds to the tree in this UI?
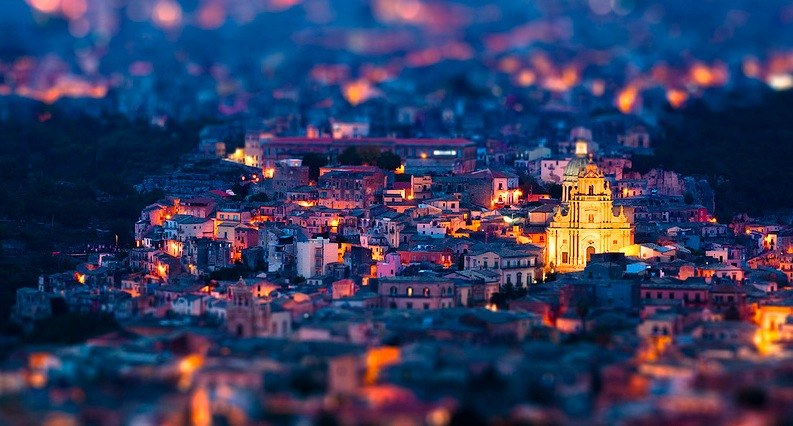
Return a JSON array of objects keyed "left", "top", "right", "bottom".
[
  {"left": 338, "top": 147, "right": 363, "bottom": 165},
  {"left": 302, "top": 153, "right": 328, "bottom": 182},
  {"left": 248, "top": 192, "right": 271, "bottom": 202},
  {"left": 376, "top": 151, "right": 403, "bottom": 171},
  {"left": 546, "top": 183, "right": 563, "bottom": 200},
  {"left": 518, "top": 172, "right": 541, "bottom": 196},
  {"left": 229, "top": 182, "right": 250, "bottom": 201},
  {"left": 358, "top": 147, "right": 381, "bottom": 166}
]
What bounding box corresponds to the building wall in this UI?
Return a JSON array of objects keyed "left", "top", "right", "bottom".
[
  {"left": 546, "top": 163, "right": 634, "bottom": 272},
  {"left": 378, "top": 279, "right": 457, "bottom": 309},
  {"left": 296, "top": 238, "right": 339, "bottom": 279}
]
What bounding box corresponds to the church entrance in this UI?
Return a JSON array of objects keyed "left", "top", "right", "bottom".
[{"left": 586, "top": 246, "right": 596, "bottom": 263}]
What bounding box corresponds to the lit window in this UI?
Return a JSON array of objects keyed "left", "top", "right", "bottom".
[{"left": 407, "top": 287, "right": 413, "bottom": 297}]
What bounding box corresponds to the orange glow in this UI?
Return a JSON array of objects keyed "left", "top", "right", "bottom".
[
  {"left": 16, "top": 78, "right": 108, "bottom": 104},
  {"left": 561, "top": 67, "right": 580, "bottom": 87},
  {"left": 365, "top": 347, "right": 400, "bottom": 385},
  {"left": 27, "top": 0, "right": 61, "bottom": 14},
  {"left": 616, "top": 85, "right": 639, "bottom": 114},
  {"left": 29, "top": 353, "right": 50, "bottom": 369},
  {"left": 690, "top": 63, "right": 714, "bottom": 86},
  {"left": 342, "top": 79, "right": 377, "bottom": 106},
  {"left": 329, "top": 219, "right": 339, "bottom": 227},
  {"left": 666, "top": 89, "right": 688, "bottom": 108},
  {"left": 427, "top": 407, "right": 451, "bottom": 426},
  {"left": 178, "top": 354, "right": 204, "bottom": 391},
  {"left": 516, "top": 69, "right": 536, "bottom": 87},
  {"left": 637, "top": 335, "right": 672, "bottom": 363},
  {"left": 75, "top": 272, "right": 85, "bottom": 284},
  {"left": 152, "top": 0, "right": 182, "bottom": 29},
  {"left": 263, "top": 168, "right": 275, "bottom": 179},
  {"left": 157, "top": 264, "right": 167, "bottom": 278},
  {"left": 754, "top": 329, "right": 779, "bottom": 356},
  {"left": 689, "top": 62, "right": 728, "bottom": 87},
  {"left": 28, "top": 371, "right": 46, "bottom": 388},
  {"left": 190, "top": 386, "right": 211, "bottom": 426},
  {"left": 420, "top": 152, "right": 428, "bottom": 159}
]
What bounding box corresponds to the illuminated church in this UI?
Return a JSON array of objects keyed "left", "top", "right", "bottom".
[{"left": 545, "top": 143, "right": 634, "bottom": 272}]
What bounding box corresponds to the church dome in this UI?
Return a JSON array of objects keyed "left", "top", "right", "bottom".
[
  {"left": 563, "top": 140, "right": 590, "bottom": 181},
  {"left": 563, "top": 155, "right": 589, "bottom": 180}
]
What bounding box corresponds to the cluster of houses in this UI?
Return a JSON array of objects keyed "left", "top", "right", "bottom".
[{"left": 6, "top": 127, "right": 793, "bottom": 424}]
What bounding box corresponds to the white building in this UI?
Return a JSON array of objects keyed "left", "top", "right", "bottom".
[
  {"left": 171, "top": 295, "right": 209, "bottom": 317},
  {"left": 330, "top": 120, "right": 370, "bottom": 139},
  {"left": 295, "top": 237, "right": 338, "bottom": 279},
  {"left": 539, "top": 158, "right": 570, "bottom": 184}
]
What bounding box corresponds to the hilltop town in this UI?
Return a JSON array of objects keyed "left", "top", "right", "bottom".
[
  {"left": 2, "top": 0, "right": 793, "bottom": 424},
  {"left": 4, "top": 118, "right": 793, "bottom": 424}
]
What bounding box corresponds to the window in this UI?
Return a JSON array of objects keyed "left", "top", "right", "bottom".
[
  {"left": 423, "top": 287, "right": 430, "bottom": 297},
  {"left": 407, "top": 287, "right": 414, "bottom": 297},
  {"left": 561, "top": 252, "right": 569, "bottom": 263},
  {"left": 390, "top": 286, "right": 397, "bottom": 296},
  {"left": 406, "top": 302, "right": 413, "bottom": 309},
  {"left": 423, "top": 303, "right": 430, "bottom": 310}
]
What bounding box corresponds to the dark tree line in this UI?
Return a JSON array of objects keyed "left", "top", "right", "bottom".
[
  {"left": 0, "top": 110, "right": 202, "bottom": 330},
  {"left": 652, "top": 89, "right": 793, "bottom": 220}
]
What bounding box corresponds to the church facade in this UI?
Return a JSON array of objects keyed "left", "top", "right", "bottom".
[{"left": 546, "top": 156, "right": 634, "bottom": 273}]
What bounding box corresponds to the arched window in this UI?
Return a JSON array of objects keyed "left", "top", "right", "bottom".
[
  {"left": 588, "top": 185, "right": 594, "bottom": 195},
  {"left": 407, "top": 287, "right": 414, "bottom": 297},
  {"left": 389, "top": 286, "right": 397, "bottom": 296},
  {"left": 423, "top": 287, "right": 430, "bottom": 297}
]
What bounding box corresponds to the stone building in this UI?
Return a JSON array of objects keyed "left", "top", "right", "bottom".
[{"left": 546, "top": 157, "right": 634, "bottom": 272}]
